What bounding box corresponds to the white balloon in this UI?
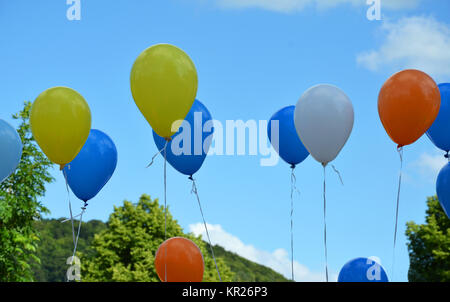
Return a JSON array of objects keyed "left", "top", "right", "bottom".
[{"left": 294, "top": 84, "right": 354, "bottom": 165}]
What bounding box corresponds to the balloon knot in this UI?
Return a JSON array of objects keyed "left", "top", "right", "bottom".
[
  {"left": 188, "top": 175, "right": 194, "bottom": 181},
  {"left": 445, "top": 152, "right": 449, "bottom": 159},
  {"left": 164, "top": 137, "right": 172, "bottom": 142},
  {"left": 397, "top": 145, "right": 403, "bottom": 151},
  {"left": 59, "top": 164, "right": 65, "bottom": 171},
  {"left": 290, "top": 164, "right": 296, "bottom": 169}
]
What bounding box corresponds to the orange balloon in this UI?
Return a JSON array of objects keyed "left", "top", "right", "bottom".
[
  {"left": 155, "top": 237, "right": 204, "bottom": 282},
  {"left": 378, "top": 69, "right": 441, "bottom": 147}
]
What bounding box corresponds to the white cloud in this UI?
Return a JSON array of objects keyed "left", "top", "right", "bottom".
[
  {"left": 414, "top": 152, "right": 447, "bottom": 180},
  {"left": 357, "top": 16, "right": 450, "bottom": 80},
  {"left": 214, "top": 0, "right": 422, "bottom": 13},
  {"left": 189, "top": 222, "right": 336, "bottom": 281}
]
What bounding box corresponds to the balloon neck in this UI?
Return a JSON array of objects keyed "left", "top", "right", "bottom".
[
  {"left": 397, "top": 144, "right": 403, "bottom": 151},
  {"left": 322, "top": 162, "right": 328, "bottom": 168},
  {"left": 290, "top": 164, "right": 296, "bottom": 169},
  {"left": 59, "top": 164, "right": 65, "bottom": 171},
  {"left": 164, "top": 137, "right": 172, "bottom": 142},
  {"left": 188, "top": 175, "right": 194, "bottom": 181}
]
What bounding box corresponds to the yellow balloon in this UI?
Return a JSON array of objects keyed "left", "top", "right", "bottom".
[
  {"left": 130, "top": 44, "right": 198, "bottom": 139},
  {"left": 30, "top": 87, "right": 91, "bottom": 167}
]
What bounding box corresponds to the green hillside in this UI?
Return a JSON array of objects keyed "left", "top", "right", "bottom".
[{"left": 31, "top": 218, "right": 289, "bottom": 282}]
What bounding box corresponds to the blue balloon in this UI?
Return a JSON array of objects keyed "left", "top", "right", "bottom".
[
  {"left": 268, "top": 106, "right": 309, "bottom": 166},
  {"left": 63, "top": 129, "right": 118, "bottom": 202},
  {"left": 153, "top": 99, "right": 213, "bottom": 176},
  {"left": 436, "top": 162, "right": 450, "bottom": 218},
  {"left": 0, "top": 119, "right": 22, "bottom": 183},
  {"left": 427, "top": 83, "right": 450, "bottom": 152},
  {"left": 338, "top": 257, "right": 389, "bottom": 282}
]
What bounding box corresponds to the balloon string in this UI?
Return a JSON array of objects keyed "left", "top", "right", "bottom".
[
  {"left": 331, "top": 164, "right": 344, "bottom": 186},
  {"left": 61, "top": 200, "right": 88, "bottom": 282},
  {"left": 61, "top": 213, "right": 82, "bottom": 223},
  {"left": 147, "top": 144, "right": 167, "bottom": 168},
  {"left": 290, "top": 164, "right": 301, "bottom": 196},
  {"left": 62, "top": 169, "right": 76, "bottom": 249},
  {"left": 392, "top": 146, "right": 403, "bottom": 281},
  {"left": 189, "top": 176, "right": 222, "bottom": 282},
  {"left": 290, "top": 165, "right": 300, "bottom": 282},
  {"left": 163, "top": 140, "right": 168, "bottom": 283},
  {"left": 68, "top": 202, "right": 87, "bottom": 282},
  {"left": 319, "top": 163, "right": 342, "bottom": 283},
  {"left": 322, "top": 164, "right": 329, "bottom": 282}
]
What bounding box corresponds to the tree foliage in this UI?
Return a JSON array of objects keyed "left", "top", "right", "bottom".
[
  {"left": 31, "top": 218, "right": 106, "bottom": 281},
  {"left": 406, "top": 196, "right": 450, "bottom": 282},
  {"left": 0, "top": 102, "right": 54, "bottom": 281},
  {"left": 82, "top": 194, "right": 234, "bottom": 282}
]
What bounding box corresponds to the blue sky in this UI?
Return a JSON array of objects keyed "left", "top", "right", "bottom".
[{"left": 1, "top": 0, "right": 449, "bottom": 281}]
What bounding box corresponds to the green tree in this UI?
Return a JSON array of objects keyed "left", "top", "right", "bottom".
[
  {"left": 406, "top": 196, "right": 450, "bottom": 282},
  {"left": 0, "top": 102, "right": 54, "bottom": 281},
  {"left": 31, "top": 219, "right": 107, "bottom": 281},
  {"left": 82, "top": 194, "right": 234, "bottom": 282}
]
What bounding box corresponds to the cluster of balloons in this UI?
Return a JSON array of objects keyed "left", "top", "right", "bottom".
[
  {"left": 0, "top": 86, "right": 118, "bottom": 205},
  {"left": 29, "top": 87, "right": 118, "bottom": 205},
  {"left": 268, "top": 84, "right": 354, "bottom": 168},
  {"left": 2, "top": 42, "right": 449, "bottom": 283},
  {"left": 378, "top": 70, "right": 450, "bottom": 218},
  {"left": 130, "top": 44, "right": 212, "bottom": 281},
  {"left": 266, "top": 71, "right": 449, "bottom": 282},
  {"left": 131, "top": 44, "right": 213, "bottom": 178}
]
